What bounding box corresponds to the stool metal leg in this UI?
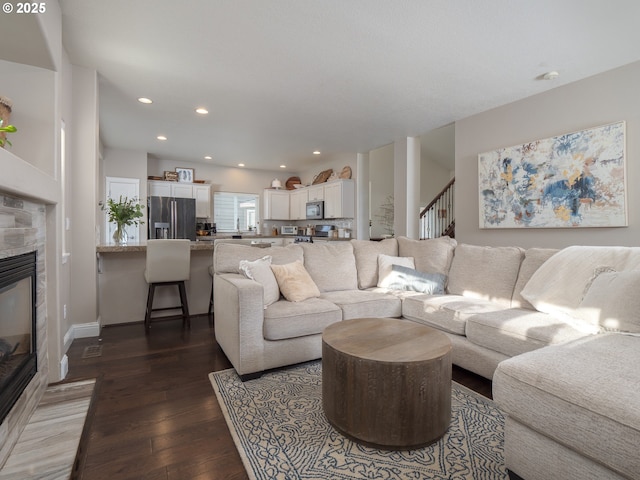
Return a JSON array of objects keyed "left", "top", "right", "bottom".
[
  {"left": 208, "top": 282, "right": 214, "bottom": 327},
  {"left": 145, "top": 284, "right": 156, "bottom": 332},
  {"left": 178, "top": 281, "right": 191, "bottom": 329}
]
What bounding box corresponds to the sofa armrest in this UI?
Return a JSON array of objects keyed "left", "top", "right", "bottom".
[{"left": 214, "top": 273, "right": 266, "bottom": 375}]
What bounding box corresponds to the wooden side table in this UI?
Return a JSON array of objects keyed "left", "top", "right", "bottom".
[{"left": 322, "top": 317, "right": 452, "bottom": 449}]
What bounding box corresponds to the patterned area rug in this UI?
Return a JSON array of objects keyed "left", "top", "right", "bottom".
[{"left": 210, "top": 361, "right": 507, "bottom": 480}]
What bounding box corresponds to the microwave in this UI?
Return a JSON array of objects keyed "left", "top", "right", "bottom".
[
  {"left": 280, "top": 225, "right": 297, "bottom": 235},
  {"left": 306, "top": 201, "right": 324, "bottom": 220}
]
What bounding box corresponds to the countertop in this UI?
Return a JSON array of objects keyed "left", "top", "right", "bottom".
[{"left": 96, "top": 235, "right": 350, "bottom": 253}]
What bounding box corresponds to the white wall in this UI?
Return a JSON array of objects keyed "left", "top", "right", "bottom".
[
  {"left": 420, "top": 125, "right": 454, "bottom": 206},
  {"left": 455, "top": 61, "right": 640, "bottom": 248},
  {"left": 294, "top": 153, "right": 358, "bottom": 186}
]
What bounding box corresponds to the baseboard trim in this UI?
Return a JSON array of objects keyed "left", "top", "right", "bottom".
[
  {"left": 63, "top": 320, "right": 102, "bottom": 354},
  {"left": 60, "top": 354, "right": 69, "bottom": 379},
  {"left": 73, "top": 321, "right": 101, "bottom": 339}
]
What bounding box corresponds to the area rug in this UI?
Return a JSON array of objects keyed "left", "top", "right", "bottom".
[{"left": 210, "top": 361, "right": 506, "bottom": 480}]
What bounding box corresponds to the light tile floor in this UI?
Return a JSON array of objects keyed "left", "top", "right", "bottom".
[{"left": 0, "top": 379, "right": 95, "bottom": 480}]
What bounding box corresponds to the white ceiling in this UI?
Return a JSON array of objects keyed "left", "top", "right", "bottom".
[{"left": 59, "top": 0, "right": 640, "bottom": 172}]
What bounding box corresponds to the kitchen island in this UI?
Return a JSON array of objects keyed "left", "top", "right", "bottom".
[{"left": 96, "top": 236, "right": 350, "bottom": 326}]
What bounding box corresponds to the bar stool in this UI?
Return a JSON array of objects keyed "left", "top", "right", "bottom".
[
  {"left": 144, "top": 239, "right": 191, "bottom": 332},
  {"left": 207, "top": 265, "right": 214, "bottom": 322}
]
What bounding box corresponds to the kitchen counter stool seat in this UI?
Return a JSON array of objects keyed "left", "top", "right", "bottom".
[{"left": 144, "top": 239, "right": 191, "bottom": 332}]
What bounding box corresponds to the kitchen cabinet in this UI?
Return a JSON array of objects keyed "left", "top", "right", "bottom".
[
  {"left": 148, "top": 180, "right": 193, "bottom": 199},
  {"left": 148, "top": 181, "right": 171, "bottom": 197},
  {"left": 171, "top": 183, "right": 193, "bottom": 198},
  {"left": 323, "top": 180, "right": 355, "bottom": 219},
  {"left": 263, "top": 189, "right": 290, "bottom": 220},
  {"left": 307, "top": 185, "right": 324, "bottom": 202},
  {"left": 193, "top": 184, "right": 211, "bottom": 218},
  {"left": 289, "top": 189, "right": 308, "bottom": 220}
]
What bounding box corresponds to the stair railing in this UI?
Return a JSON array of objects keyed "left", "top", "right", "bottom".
[{"left": 419, "top": 177, "right": 455, "bottom": 239}]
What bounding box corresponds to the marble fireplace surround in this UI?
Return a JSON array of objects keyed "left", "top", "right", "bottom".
[{"left": 0, "top": 192, "right": 49, "bottom": 468}]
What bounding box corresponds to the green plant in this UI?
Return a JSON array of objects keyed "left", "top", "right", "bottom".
[
  {"left": 0, "top": 119, "right": 17, "bottom": 147},
  {"left": 103, "top": 196, "right": 144, "bottom": 226}
]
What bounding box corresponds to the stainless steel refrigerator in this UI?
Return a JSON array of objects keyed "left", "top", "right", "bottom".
[{"left": 148, "top": 196, "right": 196, "bottom": 241}]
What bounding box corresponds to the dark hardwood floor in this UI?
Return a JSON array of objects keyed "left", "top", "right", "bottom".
[{"left": 66, "top": 315, "right": 492, "bottom": 480}]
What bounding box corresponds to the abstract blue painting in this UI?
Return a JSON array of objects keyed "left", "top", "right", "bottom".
[{"left": 478, "top": 121, "right": 627, "bottom": 228}]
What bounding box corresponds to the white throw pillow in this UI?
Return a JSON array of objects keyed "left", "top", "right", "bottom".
[
  {"left": 377, "top": 254, "right": 415, "bottom": 288},
  {"left": 384, "top": 265, "right": 447, "bottom": 294},
  {"left": 239, "top": 256, "right": 280, "bottom": 307},
  {"left": 575, "top": 269, "right": 640, "bottom": 333}
]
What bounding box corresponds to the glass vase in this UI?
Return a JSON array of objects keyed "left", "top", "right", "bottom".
[{"left": 113, "top": 224, "right": 128, "bottom": 245}]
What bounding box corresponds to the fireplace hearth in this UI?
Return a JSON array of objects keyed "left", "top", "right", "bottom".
[{"left": 0, "top": 251, "right": 37, "bottom": 425}]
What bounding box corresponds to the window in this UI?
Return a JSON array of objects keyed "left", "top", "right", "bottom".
[{"left": 214, "top": 192, "right": 260, "bottom": 232}]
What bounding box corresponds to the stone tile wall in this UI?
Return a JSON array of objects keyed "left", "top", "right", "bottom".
[{"left": 0, "top": 192, "right": 48, "bottom": 468}]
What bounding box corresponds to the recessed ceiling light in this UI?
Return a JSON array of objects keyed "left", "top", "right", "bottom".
[
  {"left": 542, "top": 71, "right": 560, "bottom": 80},
  {"left": 138, "top": 97, "right": 153, "bottom": 104},
  {"left": 204, "top": 155, "right": 212, "bottom": 160},
  {"left": 157, "top": 135, "right": 167, "bottom": 141},
  {"left": 280, "top": 165, "right": 286, "bottom": 168},
  {"left": 313, "top": 151, "right": 321, "bottom": 155},
  {"left": 195, "top": 107, "right": 209, "bottom": 115},
  {"left": 238, "top": 163, "right": 245, "bottom": 167}
]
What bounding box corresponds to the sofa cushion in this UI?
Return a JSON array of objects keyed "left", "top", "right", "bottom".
[
  {"left": 270, "top": 260, "right": 321, "bottom": 302},
  {"left": 377, "top": 254, "right": 415, "bottom": 288},
  {"left": 447, "top": 244, "right": 524, "bottom": 308},
  {"left": 574, "top": 269, "right": 640, "bottom": 333},
  {"left": 521, "top": 245, "right": 640, "bottom": 320},
  {"left": 300, "top": 242, "right": 358, "bottom": 292},
  {"left": 351, "top": 238, "right": 398, "bottom": 289},
  {"left": 465, "top": 309, "right": 593, "bottom": 357},
  {"left": 493, "top": 334, "right": 640, "bottom": 480},
  {"left": 402, "top": 294, "right": 508, "bottom": 335},
  {"left": 239, "top": 255, "right": 280, "bottom": 307},
  {"left": 263, "top": 298, "right": 342, "bottom": 341},
  {"left": 397, "top": 236, "right": 457, "bottom": 275},
  {"left": 214, "top": 243, "right": 303, "bottom": 274},
  {"left": 320, "top": 290, "right": 402, "bottom": 320},
  {"left": 510, "top": 248, "right": 558, "bottom": 309}
]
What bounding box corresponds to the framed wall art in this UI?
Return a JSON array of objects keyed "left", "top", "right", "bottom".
[
  {"left": 175, "top": 167, "right": 194, "bottom": 183},
  {"left": 478, "top": 121, "right": 627, "bottom": 229},
  {"left": 163, "top": 171, "right": 178, "bottom": 181}
]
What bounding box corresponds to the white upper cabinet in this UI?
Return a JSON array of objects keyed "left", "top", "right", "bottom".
[
  {"left": 148, "top": 180, "right": 194, "bottom": 199},
  {"left": 323, "top": 180, "right": 355, "bottom": 219},
  {"left": 289, "top": 189, "right": 308, "bottom": 220},
  {"left": 307, "top": 184, "right": 324, "bottom": 202},
  {"left": 148, "top": 180, "right": 172, "bottom": 197},
  {"left": 263, "top": 189, "right": 290, "bottom": 220},
  {"left": 193, "top": 184, "right": 211, "bottom": 218},
  {"left": 171, "top": 183, "right": 193, "bottom": 198}
]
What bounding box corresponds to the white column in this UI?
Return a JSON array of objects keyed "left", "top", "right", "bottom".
[
  {"left": 406, "top": 137, "right": 421, "bottom": 239},
  {"left": 393, "top": 141, "right": 407, "bottom": 237},
  {"left": 356, "top": 152, "right": 370, "bottom": 239},
  {"left": 393, "top": 137, "right": 421, "bottom": 239}
]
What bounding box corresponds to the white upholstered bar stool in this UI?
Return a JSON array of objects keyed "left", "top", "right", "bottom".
[{"left": 144, "top": 239, "right": 191, "bottom": 332}]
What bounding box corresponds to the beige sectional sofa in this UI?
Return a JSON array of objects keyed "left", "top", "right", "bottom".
[{"left": 213, "top": 238, "right": 640, "bottom": 480}]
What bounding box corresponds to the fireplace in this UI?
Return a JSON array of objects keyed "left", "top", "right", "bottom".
[{"left": 0, "top": 251, "right": 37, "bottom": 425}]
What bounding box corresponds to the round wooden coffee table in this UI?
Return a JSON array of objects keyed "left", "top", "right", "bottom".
[{"left": 322, "top": 317, "right": 452, "bottom": 449}]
